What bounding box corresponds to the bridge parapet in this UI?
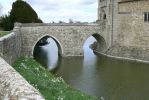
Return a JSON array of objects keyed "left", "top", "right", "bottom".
[
  {"left": 19, "top": 23, "right": 99, "bottom": 27},
  {"left": 14, "top": 21, "right": 106, "bottom": 30}
]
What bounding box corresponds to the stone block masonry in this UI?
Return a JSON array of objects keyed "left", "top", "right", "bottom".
[
  {"left": 0, "top": 28, "right": 21, "bottom": 64},
  {"left": 98, "top": 0, "right": 149, "bottom": 62},
  {"left": 0, "top": 0, "right": 149, "bottom": 99},
  {"left": 20, "top": 23, "right": 109, "bottom": 57},
  {"left": 0, "top": 25, "right": 45, "bottom": 99},
  {"left": 106, "top": 44, "right": 149, "bottom": 62},
  {"left": 0, "top": 57, "right": 44, "bottom": 99}
]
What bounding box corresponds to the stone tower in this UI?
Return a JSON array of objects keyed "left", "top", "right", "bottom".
[
  {"left": 98, "top": 0, "right": 149, "bottom": 61},
  {"left": 98, "top": 0, "right": 109, "bottom": 21},
  {"left": 98, "top": 0, "right": 116, "bottom": 47}
]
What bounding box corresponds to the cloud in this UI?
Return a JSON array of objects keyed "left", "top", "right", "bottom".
[
  {"left": 77, "top": 0, "right": 97, "bottom": 5},
  {"left": 0, "top": 3, "right": 3, "bottom": 16},
  {"left": 0, "top": 0, "right": 14, "bottom": 15},
  {"left": 1, "top": 0, "right": 98, "bottom": 22}
]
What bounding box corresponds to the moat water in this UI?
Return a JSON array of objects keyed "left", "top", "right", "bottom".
[{"left": 34, "top": 37, "right": 149, "bottom": 100}]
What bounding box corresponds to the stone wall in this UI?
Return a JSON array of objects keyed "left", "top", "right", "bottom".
[
  {"left": 110, "top": 0, "right": 149, "bottom": 61},
  {"left": 0, "top": 27, "right": 21, "bottom": 64},
  {"left": 0, "top": 57, "right": 44, "bottom": 99},
  {"left": 0, "top": 25, "right": 45, "bottom": 99},
  {"left": 106, "top": 44, "right": 149, "bottom": 61},
  {"left": 0, "top": 0, "right": 149, "bottom": 99},
  {"left": 98, "top": 0, "right": 149, "bottom": 62}
]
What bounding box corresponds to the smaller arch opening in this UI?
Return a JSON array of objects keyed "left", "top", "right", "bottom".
[
  {"left": 33, "top": 35, "right": 63, "bottom": 71},
  {"left": 92, "top": 33, "right": 107, "bottom": 52},
  {"left": 83, "top": 33, "right": 107, "bottom": 57}
]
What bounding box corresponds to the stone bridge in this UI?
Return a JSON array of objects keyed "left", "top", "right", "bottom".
[{"left": 17, "top": 22, "right": 111, "bottom": 57}]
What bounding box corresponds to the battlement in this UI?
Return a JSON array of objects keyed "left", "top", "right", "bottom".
[{"left": 100, "top": 0, "right": 107, "bottom": 7}]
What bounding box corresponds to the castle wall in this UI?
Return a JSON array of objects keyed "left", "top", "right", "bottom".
[
  {"left": 98, "top": 0, "right": 114, "bottom": 48},
  {"left": 106, "top": 0, "right": 149, "bottom": 61}
]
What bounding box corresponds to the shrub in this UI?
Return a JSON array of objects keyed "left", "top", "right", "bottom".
[
  {"left": 0, "top": 15, "right": 13, "bottom": 31},
  {"left": 10, "top": 0, "right": 42, "bottom": 23},
  {"left": 0, "top": 0, "right": 43, "bottom": 31}
]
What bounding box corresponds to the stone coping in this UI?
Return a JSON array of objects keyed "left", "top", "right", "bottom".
[
  {"left": 0, "top": 31, "right": 45, "bottom": 99},
  {"left": 0, "top": 32, "right": 14, "bottom": 41},
  {"left": 19, "top": 23, "right": 99, "bottom": 27},
  {"left": 0, "top": 57, "right": 45, "bottom": 99}
]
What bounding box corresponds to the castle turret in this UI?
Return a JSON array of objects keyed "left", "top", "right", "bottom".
[{"left": 98, "top": 0, "right": 107, "bottom": 21}]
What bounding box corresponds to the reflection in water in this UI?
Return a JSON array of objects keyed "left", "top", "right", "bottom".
[
  {"left": 43, "top": 38, "right": 59, "bottom": 70},
  {"left": 34, "top": 45, "right": 48, "bottom": 68},
  {"left": 34, "top": 38, "right": 61, "bottom": 71},
  {"left": 34, "top": 36, "right": 149, "bottom": 100}
]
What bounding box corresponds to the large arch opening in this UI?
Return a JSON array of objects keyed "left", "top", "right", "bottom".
[{"left": 33, "top": 35, "right": 63, "bottom": 71}]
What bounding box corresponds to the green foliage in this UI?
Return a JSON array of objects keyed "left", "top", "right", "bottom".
[
  {"left": 10, "top": 0, "right": 42, "bottom": 23},
  {"left": 0, "top": 31, "right": 10, "bottom": 37},
  {"left": 13, "top": 57, "right": 98, "bottom": 100},
  {"left": 0, "top": 0, "right": 42, "bottom": 31},
  {"left": 36, "top": 18, "right": 43, "bottom": 23},
  {"left": 0, "top": 15, "right": 14, "bottom": 31}
]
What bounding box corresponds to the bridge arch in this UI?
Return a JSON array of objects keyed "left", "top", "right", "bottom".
[
  {"left": 83, "top": 33, "right": 107, "bottom": 53},
  {"left": 32, "top": 35, "right": 63, "bottom": 57}
]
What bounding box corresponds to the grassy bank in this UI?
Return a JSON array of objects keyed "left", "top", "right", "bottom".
[
  {"left": 13, "top": 57, "right": 98, "bottom": 100},
  {"left": 0, "top": 31, "right": 10, "bottom": 37}
]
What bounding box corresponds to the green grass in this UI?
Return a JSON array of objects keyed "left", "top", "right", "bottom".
[
  {"left": 0, "top": 31, "right": 10, "bottom": 37},
  {"left": 12, "top": 56, "right": 98, "bottom": 100}
]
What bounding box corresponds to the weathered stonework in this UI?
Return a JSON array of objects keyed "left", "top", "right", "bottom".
[
  {"left": 98, "top": 0, "right": 149, "bottom": 62},
  {"left": 19, "top": 0, "right": 149, "bottom": 61},
  {"left": 0, "top": 0, "right": 149, "bottom": 99},
  {"left": 0, "top": 28, "right": 21, "bottom": 64},
  {"left": 0, "top": 57, "right": 44, "bottom": 99},
  {"left": 0, "top": 25, "right": 44, "bottom": 99},
  {"left": 20, "top": 23, "right": 109, "bottom": 57},
  {"left": 106, "top": 44, "right": 149, "bottom": 61}
]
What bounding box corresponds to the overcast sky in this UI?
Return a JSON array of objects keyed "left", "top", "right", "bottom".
[{"left": 0, "top": 0, "right": 98, "bottom": 23}]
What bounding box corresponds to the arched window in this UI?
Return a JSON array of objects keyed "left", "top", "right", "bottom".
[
  {"left": 144, "top": 12, "right": 149, "bottom": 22},
  {"left": 100, "top": 9, "right": 106, "bottom": 20},
  {"left": 103, "top": 14, "right": 106, "bottom": 19}
]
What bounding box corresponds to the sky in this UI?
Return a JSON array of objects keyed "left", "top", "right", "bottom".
[{"left": 0, "top": 0, "right": 98, "bottom": 23}]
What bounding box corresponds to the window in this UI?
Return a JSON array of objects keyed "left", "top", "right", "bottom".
[
  {"left": 144, "top": 12, "right": 149, "bottom": 22},
  {"left": 103, "top": 14, "right": 106, "bottom": 19}
]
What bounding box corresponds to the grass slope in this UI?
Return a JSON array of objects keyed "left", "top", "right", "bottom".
[
  {"left": 0, "top": 31, "right": 10, "bottom": 37},
  {"left": 13, "top": 57, "right": 98, "bottom": 100}
]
